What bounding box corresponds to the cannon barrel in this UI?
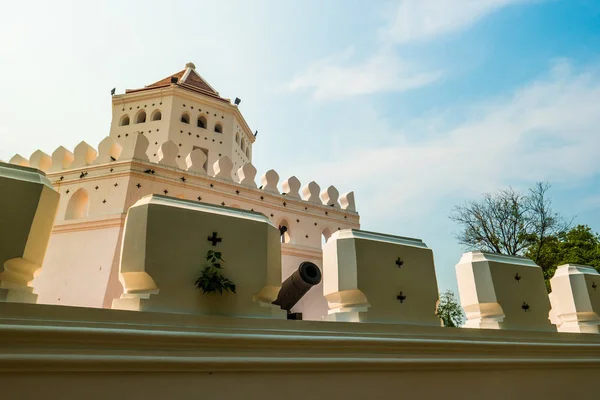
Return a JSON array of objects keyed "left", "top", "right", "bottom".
[{"left": 272, "top": 261, "right": 322, "bottom": 312}]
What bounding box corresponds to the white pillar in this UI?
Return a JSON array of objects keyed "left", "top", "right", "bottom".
[
  {"left": 549, "top": 264, "right": 600, "bottom": 333},
  {"left": 456, "top": 251, "right": 555, "bottom": 331},
  {"left": 0, "top": 162, "right": 59, "bottom": 303},
  {"left": 323, "top": 229, "right": 440, "bottom": 325}
]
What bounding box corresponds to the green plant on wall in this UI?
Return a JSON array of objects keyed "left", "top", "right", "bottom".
[{"left": 195, "top": 250, "right": 236, "bottom": 295}]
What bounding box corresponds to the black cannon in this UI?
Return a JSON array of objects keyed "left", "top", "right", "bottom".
[{"left": 272, "top": 261, "right": 322, "bottom": 316}]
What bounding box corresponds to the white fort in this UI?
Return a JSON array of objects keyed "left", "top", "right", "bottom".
[
  {"left": 7, "top": 62, "right": 359, "bottom": 320},
  {"left": 2, "top": 63, "right": 600, "bottom": 399}
]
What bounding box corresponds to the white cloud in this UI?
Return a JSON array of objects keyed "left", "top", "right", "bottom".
[
  {"left": 288, "top": 48, "right": 442, "bottom": 100},
  {"left": 289, "top": 0, "right": 534, "bottom": 100},
  {"left": 295, "top": 61, "right": 600, "bottom": 220},
  {"left": 384, "top": 0, "right": 533, "bottom": 43}
]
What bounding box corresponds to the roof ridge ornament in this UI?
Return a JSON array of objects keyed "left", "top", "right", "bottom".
[{"left": 185, "top": 62, "right": 196, "bottom": 70}]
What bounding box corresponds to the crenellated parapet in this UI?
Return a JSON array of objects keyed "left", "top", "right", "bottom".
[{"left": 9, "top": 134, "right": 358, "bottom": 216}]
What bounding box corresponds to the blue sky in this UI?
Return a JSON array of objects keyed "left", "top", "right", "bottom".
[{"left": 2, "top": 0, "right": 600, "bottom": 294}]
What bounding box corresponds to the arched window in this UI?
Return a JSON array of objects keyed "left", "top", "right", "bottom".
[
  {"left": 214, "top": 123, "right": 223, "bottom": 133},
  {"left": 279, "top": 220, "right": 291, "bottom": 244},
  {"left": 119, "top": 115, "right": 130, "bottom": 126},
  {"left": 181, "top": 113, "right": 190, "bottom": 124},
  {"left": 65, "top": 188, "right": 89, "bottom": 220},
  {"left": 245, "top": 147, "right": 250, "bottom": 158},
  {"left": 197, "top": 115, "right": 207, "bottom": 129},
  {"left": 151, "top": 110, "right": 162, "bottom": 121},
  {"left": 235, "top": 133, "right": 240, "bottom": 144},
  {"left": 321, "top": 228, "right": 332, "bottom": 248},
  {"left": 241, "top": 139, "right": 246, "bottom": 152},
  {"left": 135, "top": 110, "right": 146, "bottom": 124}
]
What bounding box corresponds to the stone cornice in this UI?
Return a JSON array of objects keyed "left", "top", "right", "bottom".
[
  {"left": 52, "top": 215, "right": 125, "bottom": 233},
  {"left": 0, "top": 161, "right": 52, "bottom": 187},
  {"left": 459, "top": 251, "right": 539, "bottom": 266},
  {"left": 1, "top": 354, "right": 599, "bottom": 373},
  {"left": 333, "top": 229, "right": 429, "bottom": 249},
  {"left": 281, "top": 243, "right": 323, "bottom": 258}
]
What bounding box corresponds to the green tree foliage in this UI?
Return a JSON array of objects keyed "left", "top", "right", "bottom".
[
  {"left": 436, "top": 290, "right": 465, "bottom": 328},
  {"left": 195, "top": 250, "right": 236, "bottom": 295},
  {"left": 526, "top": 224, "right": 600, "bottom": 286}
]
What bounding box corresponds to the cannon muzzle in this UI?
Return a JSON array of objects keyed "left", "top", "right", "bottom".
[{"left": 272, "top": 261, "right": 322, "bottom": 312}]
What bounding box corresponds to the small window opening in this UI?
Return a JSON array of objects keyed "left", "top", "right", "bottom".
[
  {"left": 151, "top": 110, "right": 162, "bottom": 121},
  {"left": 135, "top": 110, "right": 146, "bottom": 124}
]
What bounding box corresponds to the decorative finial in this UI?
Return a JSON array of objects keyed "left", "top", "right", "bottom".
[{"left": 185, "top": 62, "right": 196, "bottom": 70}]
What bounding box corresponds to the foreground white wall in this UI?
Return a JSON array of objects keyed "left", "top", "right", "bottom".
[
  {"left": 1, "top": 302, "right": 600, "bottom": 400},
  {"left": 35, "top": 222, "right": 123, "bottom": 308}
]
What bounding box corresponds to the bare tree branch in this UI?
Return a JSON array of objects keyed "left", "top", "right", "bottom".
[{"left": 449, "top": 182, "right": 569, "bottom": 258}]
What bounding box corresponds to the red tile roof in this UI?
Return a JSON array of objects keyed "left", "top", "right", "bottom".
[
  {"left": 146, "top": 69, "right": 187, "bottom": 88},
  {"left": 126, "top": 67, "right": 229, "bottom": 103},
  {"left": 181, "top": 70, "right": 216, "bottom": 94}
]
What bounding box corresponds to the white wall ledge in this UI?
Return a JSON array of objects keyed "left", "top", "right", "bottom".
[{"left": 1, "top": 302, "right": 600, "bottom": 373}]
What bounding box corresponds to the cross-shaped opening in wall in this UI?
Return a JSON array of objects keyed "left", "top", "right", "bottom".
[
  {"left": 397, "top": 292, "right": 406, "bottom": 303},
  {"left": 208, "top": 232, "right": 222, "bottom": 246},
  {"left": 395, "top": 257, "right": 404, "bottom": 268}
]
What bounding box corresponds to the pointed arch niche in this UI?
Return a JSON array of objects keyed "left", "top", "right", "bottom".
[
  {"left": 279, "top": 219, "right": 291, "bottom": 244},
  {"left": 321, "top": 228, "right": 332, "bottom": 248},
  {"left": 65, "top": 188, "right": 90, "bottom": 220}
]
